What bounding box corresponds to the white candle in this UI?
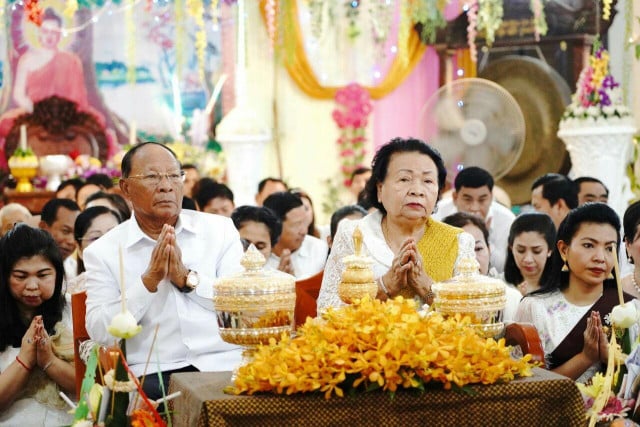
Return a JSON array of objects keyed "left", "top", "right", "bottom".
[
  {"left": 19, "top": 125, "right": 27, "bottom": 151},
  {"left": 129, "top": 121, "right": 136, "bottom": 146}
]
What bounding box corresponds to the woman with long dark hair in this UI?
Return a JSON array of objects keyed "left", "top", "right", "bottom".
[
  {"left": 503, "top": 213, "right": 556, "bottom": 296},
  {"left": 515, "top": 203, "right": 636, "bottom": 382},
  {"left": 0, "top": 225, "right": 75, "bottom": 424}
]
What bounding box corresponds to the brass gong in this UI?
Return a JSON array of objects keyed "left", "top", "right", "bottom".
[{"left": 479, "top": 56, "right": 571, "bottom": 205}]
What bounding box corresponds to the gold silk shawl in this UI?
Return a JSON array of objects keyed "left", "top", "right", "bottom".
[{"left": 398, "top": 218, "right": 462, "bottom": 299}]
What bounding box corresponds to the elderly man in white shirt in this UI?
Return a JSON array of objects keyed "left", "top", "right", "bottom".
[
  {"left": 263, "top": 191, "right": 328, "bottom": 280},
  {"left": 433, "top": 167, "right": 514, "bottom": 273},
  {"left": 84, "top": 142, "right": 244, "bottom": 400}
]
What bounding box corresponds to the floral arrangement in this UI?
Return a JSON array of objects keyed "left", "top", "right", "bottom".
[
  {"left": 71, "top": 307, "right": 164, "bottom": 426},
  {"left": 230, "top": 297, "right": 534, "bottom": 399},
  {"left": 65, "top": 154, "right": 122, "bottom": 184},
  {"left": 578, "top": 373, "right": 635, "bottom": 423},
  {"left": 560, "top": 42, "right": 632, "bottom": 129},
  {"left": 332, "top": 83, "right": 372, "bottom": 188},
  {"left": 578, "top": 279, "right": 640, "bottom": 426}
]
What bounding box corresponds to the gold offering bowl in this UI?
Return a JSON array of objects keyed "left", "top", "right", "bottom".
[
  {"left": 213, "top": 245, "right": 296, "bottom": 346},
  {"left": 10, "top": 166, "right": 38, "bottom": 192},
  {"left": 431, "top": 257, "right": 507, "bottom": 338},
  {"left": 338, "top": 260, "right": 377, "bottom": 304},
  {"left": 338, "top": 226, "right": 378, "bottom": 304}
]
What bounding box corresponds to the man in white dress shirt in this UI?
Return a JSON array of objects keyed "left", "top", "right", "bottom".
[
  {"left": 433, "top": 167, "right": 514, "bottom": 273},
  {"left": 84, "top": 142, "right": 244, "bottom": 399},
  {"left": 263, "top": 191, "right": 328, "bottom": 280}
]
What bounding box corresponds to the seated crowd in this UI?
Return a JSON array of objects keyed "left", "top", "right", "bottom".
[{"left": 0, "top": 138, "right": 636, "bottom": 422}]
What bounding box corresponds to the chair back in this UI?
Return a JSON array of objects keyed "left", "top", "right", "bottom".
[
  {"left": 71, "top": 291, "right": 89, "bottom": 397},
  {"left": 295, "top": 271, "right": 324, "bottom": 328},
  {"left": 504, "top": 322, "right": 545, "bottom": 365}
]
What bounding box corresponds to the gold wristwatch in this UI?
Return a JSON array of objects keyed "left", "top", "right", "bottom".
[{"left": 182, "top": 270, "right": 199, "bottom": 293}]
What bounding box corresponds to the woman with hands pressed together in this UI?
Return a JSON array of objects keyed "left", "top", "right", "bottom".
[
  {"left": 515, "top": 203, "right": 637, "bottom": 383},
  {"left": 0, "top": 224, "right": 75, "bottom": 425},
  {"left": 317, "top": 138, "right": 474, "bottom": 311}
]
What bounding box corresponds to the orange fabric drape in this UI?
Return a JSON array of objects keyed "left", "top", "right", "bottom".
[
  {"left": 456, "top": 48, "right": 477, "bottom": 78},
  {"left": 259, "top": 0, "right": 428, "bottom": 100}
]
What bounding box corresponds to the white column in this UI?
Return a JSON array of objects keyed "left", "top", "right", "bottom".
[{"left": 559, "top": 125, "right": 636, "bottom": 216}]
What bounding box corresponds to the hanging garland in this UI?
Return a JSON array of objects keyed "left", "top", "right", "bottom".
[
  {"left": 466, "top": 1, "right": 478, "bottom": 62},
  {"left": 476, "top": 0, "right": 502, "bottom": 46},
  {"left": 530, "top": 0, "right": 547, "bottom": 41},
  {"left": 264, "top": 0, "right": 277, "bottom": 51},
  {"left": 397, "top": 0, "right": 410, "bottom": 65},
  {"left": 332, "top": 83, "right": 372, "bottom": 187},
  {"left": 602, "top": 0, "right": 612, "bottom": 21},
  {"left": 186, "top": 0, "right": 206, "bottom": 82},
  {"left": 25, "top": 0, "right": 44, "bottom": 25},
  {"left": 210, "top": 0, "right": 219, "bottom": 26},
  {"left": 411, "top": 0, "right": 446, "bottom": 45}
]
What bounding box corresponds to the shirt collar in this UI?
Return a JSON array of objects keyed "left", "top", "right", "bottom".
[{"left": 124, "top": 211, "right": 196, "bottom": 248}]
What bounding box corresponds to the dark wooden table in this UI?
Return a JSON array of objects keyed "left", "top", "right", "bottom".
[{"left": 3, "top": 188, "right": 55, "bottom": 214}]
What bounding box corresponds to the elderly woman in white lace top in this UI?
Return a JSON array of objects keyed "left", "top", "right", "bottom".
[{"left": 317, "top": 138, "right": 474, "bottom": 312}]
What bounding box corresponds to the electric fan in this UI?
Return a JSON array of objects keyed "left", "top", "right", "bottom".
[{"left": 418, "top": 78, "right": 526, "bottom": 182}]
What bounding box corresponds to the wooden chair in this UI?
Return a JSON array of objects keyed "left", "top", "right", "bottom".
[
  {"left": 504, "top": 322, "right": 545, "bottom": 365},
  {"left": 71, "top": 291, "right": 89, "bottom": 397},
  {"left": 71, "top": 291, "right": 116, "bottom": 397},
  {"left": 295, "top": 271, "right": 324, "bottom": 329}
]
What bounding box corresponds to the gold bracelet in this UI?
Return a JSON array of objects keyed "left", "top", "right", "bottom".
[{"left": 424, "top": 288, "right": 435, "bottom": 303}]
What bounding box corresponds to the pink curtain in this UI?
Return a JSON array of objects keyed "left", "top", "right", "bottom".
[
  {"left": 372, "top": 0, "right": 461, "bottom": 151},
  {"left": 372, "top": 47, "right": 440, "bottom": 150}
]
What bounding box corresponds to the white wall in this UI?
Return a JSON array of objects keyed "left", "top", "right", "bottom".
[{"left": 244, "top": 2, "right": 368, "bottom": 224}]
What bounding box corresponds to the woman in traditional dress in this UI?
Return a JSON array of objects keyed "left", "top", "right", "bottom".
[
  {"left": 0, "top": 225, "right": 75, "bottom": 425},
  {"left": 504, "top": 212, "right": 556, "bottom": 296},
  {"left": 317, "top": 137, "right": 474, "bottom": 312},
  {"left": 514, "top": 203, "right": 634, "bottom": 382},
  {"left": 622, "top": 200, "right": 640, "bottom": 299}
]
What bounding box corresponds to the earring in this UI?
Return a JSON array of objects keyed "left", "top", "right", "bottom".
[
  {"left": 561, "top": 258, "right": 569, "bottom": 272},
  {"left": 629, "top": 256, "right": 635, "bottom": 265}
]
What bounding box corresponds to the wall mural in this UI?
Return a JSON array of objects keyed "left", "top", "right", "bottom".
[{"left": 0, "top": 0, "right": 226, "bottom": 171}]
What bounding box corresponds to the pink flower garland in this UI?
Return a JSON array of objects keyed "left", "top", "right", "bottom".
[
  {"left": 264, "top": 0, "right": 277, "bottom": 52},
  {"left": 332, "top": 83, "right": 372, "bottom": 187},
  {"left": 466, "top": 1, "right": 478, "bottom": 63}
]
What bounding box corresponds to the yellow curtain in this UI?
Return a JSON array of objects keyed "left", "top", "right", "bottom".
[{"left": 259, "top": 0, "right": 428, "bottom": 100}]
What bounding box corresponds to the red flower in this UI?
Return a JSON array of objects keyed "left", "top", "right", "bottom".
[{"left": 68, "top": 149, "right": 81, "bottom": 160}]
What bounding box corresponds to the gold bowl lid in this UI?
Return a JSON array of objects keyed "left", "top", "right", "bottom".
[
  {"left": 214, "top": 244, "right": 296, "bottom": 296},
  {"left": 341, "top": 226, "right": 374, "bottom": 268},
  {"left": 432, "top": 256, "right": 506, "bottom": 299}
]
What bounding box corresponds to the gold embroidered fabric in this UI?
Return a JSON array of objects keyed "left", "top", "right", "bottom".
[{"left": 396, "top": 218, "right": 462, "bottom": 299}]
